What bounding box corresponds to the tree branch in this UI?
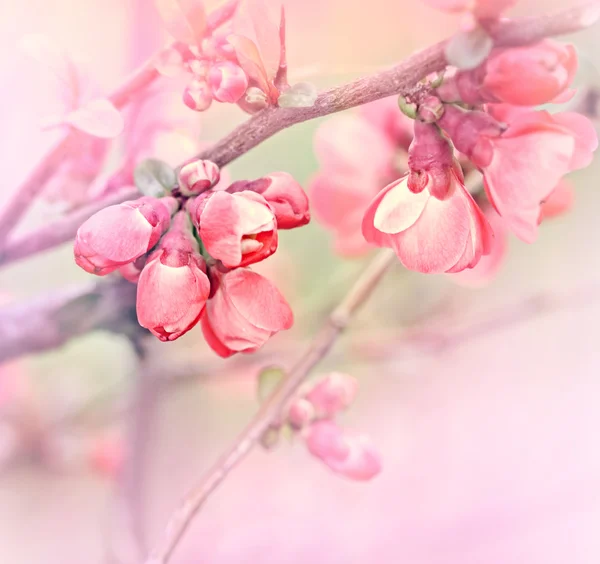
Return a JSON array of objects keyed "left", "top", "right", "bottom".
[
  {"left": 144, "top": 249, "right": 396, "bottom": 564},
  {"left": 0, "top": 278, "right": 138, "bottom": 364}
]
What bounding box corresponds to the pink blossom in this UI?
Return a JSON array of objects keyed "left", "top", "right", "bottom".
[
  {"left": 182, "top": 78, "right": 213, "bottom": 111},
  {"left": 305, "top": 372, "right": 359, "bottom": 419},
  {"left": 304, "top": 420, "right": 382, "bottom": 481},
  {"left": 439, "top": 41, "right": 578, "bottom": 107},
  {"left": 208, "top": 61, "right": 249, "bottom": 103},
  {"left": 539, "top": 179, "right": 575, "bottom": 222},
  {"left": 483, "top": 111, "right": 596, "bottom": 242},
  {"left": 201, "top": 268, "right": 293, "bottom": 357},
  {"left": 241, "top": 172, "right": 310, "bottom": 229},
  {"left": 87, "top": 434, "right": 124, "bottom": 479},
  {"left": 74, "top": 196, "right": 178, "bottom": 275},
  {"left": 188, "top": 190, "right": 277, "bottom": 268},
  {"left": 287, "top": 398, "right": 316, "bottom": 430},
  {"left": 362, "top": 122, "right": 493, "bottom": 274},
  {"left": 136, "top": 211, "right": 210, "bottom": 341},
  {"left": 450, "top": 205, "right": 509, "bottom": 287},
  {"left": 178, "top": 159, "right": 220, "bottom": 196}
]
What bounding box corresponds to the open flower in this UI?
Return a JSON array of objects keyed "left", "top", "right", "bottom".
[
  {"left": 201, "top": 268, "right": 293, "bottom": 357},
  {"left": 136, "top": 211, "right": 210, "bottom": 341},
  {"left": 363, "top": 122, "right": 493, "bottom": 274},
  {"left": 188, "top": 190, "right": 277, "bottom": 268}
]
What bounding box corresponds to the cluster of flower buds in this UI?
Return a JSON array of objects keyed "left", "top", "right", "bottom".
[
  {"left": 156, "top": 0, "right": 288, "bottom": 113},
  {"left": 284, "top": 372, "right": 382, "bottom": 481},
  {"left": 312, "top": 37, "right": 597, "bottom": 281},
  {"left": 74, "top": 160, "right": 310, "bottom": 356}
]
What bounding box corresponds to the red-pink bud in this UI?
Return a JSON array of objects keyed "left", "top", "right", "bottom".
[
  {"left": 201, "top": 268, "right": 293, "bottom": 357},
  {"left": 287, "top": 398, "right": 316, "bottom": 430},
  {"left": 305, "top": 420, "right": 382, "bottom": 481},
  {"left": 183, "top": 78, "right": 212, "bottom": 112},
  {"left": 178, "top": 159, "right": 220, "bottom": 196},
  {"left": 188, "top": 190, "right": 277, "bottom": 268},
  {"left": 74, "top": 197, "right": 178, "bottom": 275},
  {"left": 242, "top": 172, "right": 311, "bottom": 229},
  {"left": 208, "top": 61, "right": 249, "bottom": 103},
  {"left": 136, "top": 211, "right": 210, "bottom": 341},
  {"left": 305, "top": 372, "right": 358, "bottom": 418}
]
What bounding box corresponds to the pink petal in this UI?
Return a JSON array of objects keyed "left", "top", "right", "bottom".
[
  {"left": 551, "top": 112, "right": 598, "bottom": 171},
  {"left": 200, "top": 313, "right": 236, "bottom": 358},
  {"left": 246, "top": 0, "right": 281, "bottom": 81},
  {"left": 222, "top": 268, "right": 293, "bottom": 332},
  {"left": 228, "top": 34, "right": 270, "bottom": 94},
  {"left": 392, "top": 183, "right": 472, "bottom": 274},
  {"left": 155, "top": 0, "right": 207, "bottom": 46},
  {"left": 66, "top": 99, "right": 124, "bottom": 138},
  {"left": 373, "top": 176, "right": 430, "bottom": 234}
]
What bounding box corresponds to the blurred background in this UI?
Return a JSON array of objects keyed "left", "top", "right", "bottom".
[{"left": 1, "top": 0, "right": 600, "bottom": 562}]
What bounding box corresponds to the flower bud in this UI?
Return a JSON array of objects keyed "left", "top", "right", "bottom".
[
  {"left": 201, "top": 268, "right": 293, "bottom": 357},
  {"left": 208, "top": 61, "right": 249, "bottom": 103},
  {"left": 242, "top": 172, "right": 310, "bottom": 229},
  {"left": 178, "top": 159, "right": 220, "bottom": 196},
  {"left": 74, "top": 196, "right": 178, "bottom": 275},
  {"left": 136, "top": 211, "right": 211, "bottom": 341},
  {"left": 305, "top": 420, "right": 382, "bottom": 481},
  {"left": 287, "top": 398, "right": 315, "bottom": 430},
  {"left": 183, "top": 78, "right": 212, "bottom": 112},
  {"left": 188, "top": 190, "right": 277, "bottom": 268},
  {"left": 305, "top": 372, "right": 358, "bottom": 418}
]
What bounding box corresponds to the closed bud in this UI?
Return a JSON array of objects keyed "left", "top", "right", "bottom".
[
  {"left": 136, "top": 211, "right": 211, "bottom": 341},
  {"left": 208, "top": 61, "right": 249, "bottom": 103},
  {"left": 287, "top": 398, "right": 316, "bottom": 430},
  {"left": 305, "top": 421, "right": 382, "bottom": 481},
  {"left": 183, "top": 78, "right": 212, "bottom": 112},
  {"left": 244, "top": 172, "right": 310, "bottom": 229},
  {"left": 188, "top": 190, "right": 277, "bottom": 268},
  {"left": 178, "top": 159, "right": 220, "bottom": 196},
  {"left": 201, "top": 268, "right": 293, "bottom": 357},
  {"left": 305, "top": 372, "right": 358, "bottom": 418},
  {"left": 74, "top": 197, "right": 178, "bottom": 275}
]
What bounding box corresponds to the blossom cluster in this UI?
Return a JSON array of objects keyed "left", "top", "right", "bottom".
[
  {"left": 285, "top": 372, "right": 381, "bottom": 481},
  {"left": 74, "top": 160, "right": 310, "bottom": 356},
  {"left": 156, "top": 0, "right": 288, "bottom": 113},
  {"left": 311, "top": 36, "right": 597, "bottom": 281}
]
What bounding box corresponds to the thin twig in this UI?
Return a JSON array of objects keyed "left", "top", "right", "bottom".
[{"left": 145, "top": 249, "right": 396, "bottom": 564}]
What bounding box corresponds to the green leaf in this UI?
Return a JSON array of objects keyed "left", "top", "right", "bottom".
[
  {"left": 257, "top": 365, "right": 286, "bottom": 403},
  {"left": 133, "top": 158, "right": 177, "bottom": 198}
]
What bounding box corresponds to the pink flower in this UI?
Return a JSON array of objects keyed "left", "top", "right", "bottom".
[
  {"left": 422, "top": 0, "right": 516, "bottom": 19},
  {"left": 539, "top": 179, "right": 575, "bottom": 222},
  {"left": 304, "top": 420, "right": 382, "bottom": 481},
  {"left": 201, "top": 268, "right": 293, "bottom": 357},
  {"left": 182, "top": 78, "right": 212, "bottom": 112},
  {"left": 450, "top": 205, "right": 509, "bottom": 287},
  {"left": 188, "top": 190, "right": 277, "bottom": 268},
  {"left": 362, "top": 122, "right": 493, "bottom": 274},
  {"left": 178, "top": 159, "right": 220, "bottom": 196},
  {"left": 310, "top": 99, "right": 403, "bottom": 256},
  {"left": 240, "top": 172, "right": 310, "bottom": 229},
  {"left": 439, "top": 41, "right": 578, "bottom": 107},
  {"left": 483, "top": 111, "right": 596, "bottom": 242},
  {"left": 136, "top": 212, "right": 210, "bottom": 341},
  {"left": 305, "top": 372, "right": 358, "bottom": 419},
  {"left": 207, "top": 61, "right": 249, "bottom": 103},
  {"left": 483, "top": 41, "right": 577, "bottom": 106},
  {"left": 74, "top": 196, "right": 178, "bottom": 275}
]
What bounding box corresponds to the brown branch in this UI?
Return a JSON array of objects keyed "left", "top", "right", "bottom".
[
  {"left": 0, "top": 278, "right": 138, "bottom": 364},
  {"left": 144, "top": 249, "right": 396, "bottom": 564},
  {"left": 0, "top": 187, "right": 139, "bottom": 268}
]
